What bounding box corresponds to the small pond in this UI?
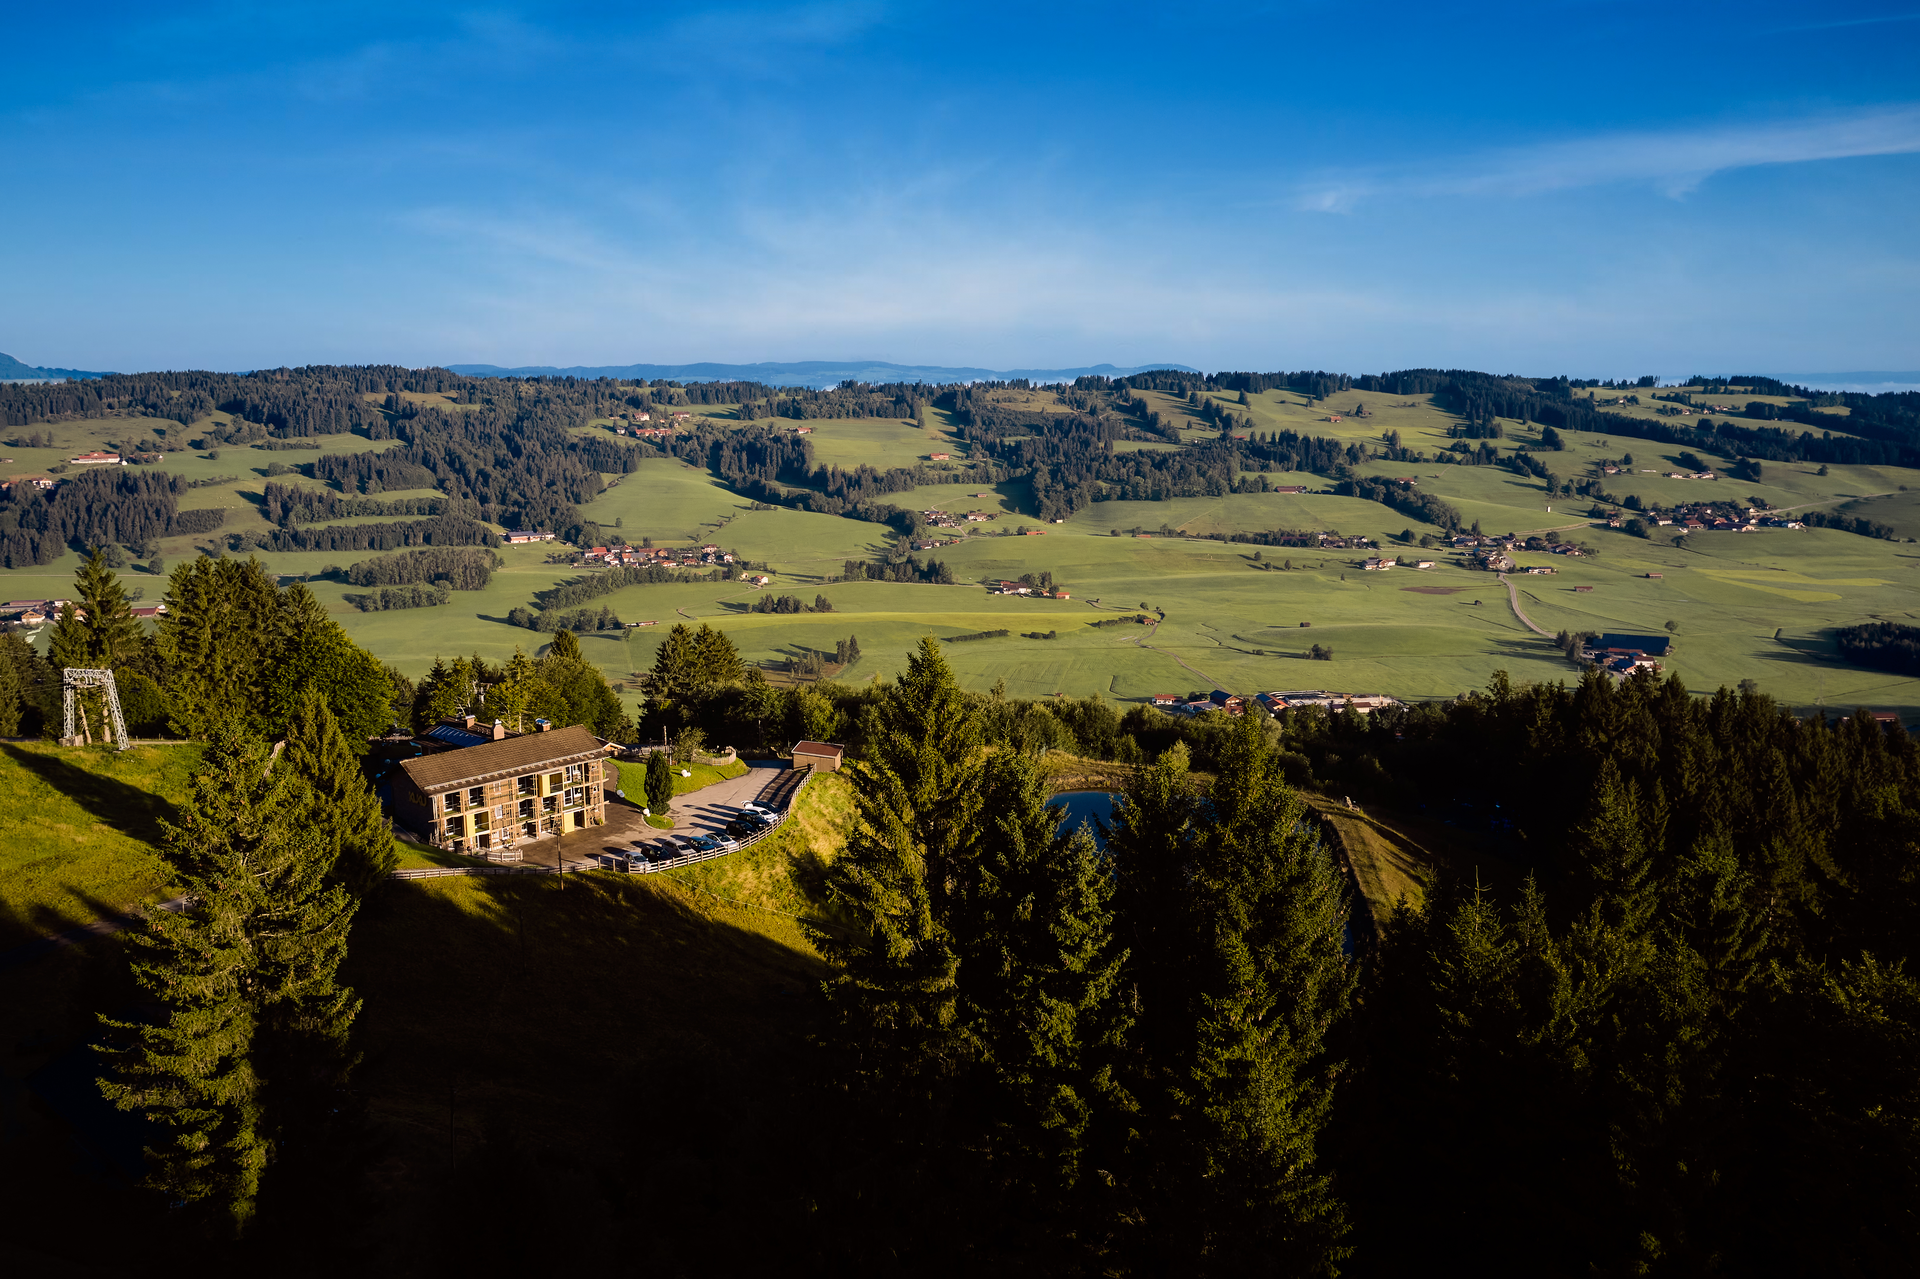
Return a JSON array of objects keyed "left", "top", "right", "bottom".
[{"left": 1054, "top": 791, "right": 1117, "bottom": 847}]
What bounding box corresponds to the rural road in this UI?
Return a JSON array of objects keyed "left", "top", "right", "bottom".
[{"left": 1496, "top": 572, "right": 1553, "bottom": 636}]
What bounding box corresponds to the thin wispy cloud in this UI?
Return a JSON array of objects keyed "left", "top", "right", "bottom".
[
  {"left": 1763, "top": 11, "right": 1920, "bottom": 34},
  {"left": 1297, "top": 104, "right": 1920, "bottom": 211}
]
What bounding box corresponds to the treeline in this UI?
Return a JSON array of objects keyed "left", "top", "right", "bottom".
[
  {"left": 1803, "top": 507, "right": 1899, "bottom": 540},
  {"left": 748, "top": 593, "right": 834, "bottom": 614},
  {"left": 508, "top": 604, "right": 626, "bottom": 633},
  {"left": 344, "top": 584, "right": 448, "bottom": 612},
  {"left": 1834, "top": 620, "right": 1920, "bottom": 674},
  {"left": 634, "top": 652, "right": 1920, "bottom": 1274},
  {"left": 1331, "top": 476, "right": 1463, "bottom": 530},
  {"left": 835, "top": 554, "right": 956, "bottom": 584},
  {"left": 256, "top": 513, "right": 496, "bottom": 554},
  {"left": 342, "top": 546, "right": 500, "bottom": 590},
  {"left": 0, "top": 468, "right": 227, "bottom": 567},
  {"left": 261, "top": 480, "right": 461, "bottom": 526},
  {"left": 529, "top": 561, "right": 722, "bottom": 613}
]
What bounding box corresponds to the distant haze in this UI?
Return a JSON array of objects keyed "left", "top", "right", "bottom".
[{"left": 444, "top": 360, "right": 1201, "bottom": 390}]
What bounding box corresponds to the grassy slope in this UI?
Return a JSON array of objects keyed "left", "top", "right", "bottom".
[{"left": 0, "top": 743, "right": 199, "bottom": 948}]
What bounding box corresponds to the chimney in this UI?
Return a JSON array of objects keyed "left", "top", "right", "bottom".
[
  {"left": 535, "top": 718, "right": 551, "bottom": 732},
  {"left": 492, "top": 719, "right": 506, "bottom": 741},
  {"left": 462, "top": 713, "right": 476, "bottom": 730}
]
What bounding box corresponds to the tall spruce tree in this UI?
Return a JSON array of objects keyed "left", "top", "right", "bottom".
[
  {"left": 155, "top": 557, "right": 281, "bottom": 735},
  {"left": 75, "top": 546, "right": 143, "bottom": 667},
  {"left": 814, "top": 636, "right": 983, "bottom": 1077},
  {"left": 958, "top": 747, "right": 1130, "bottom": 1234},
  {"left": 1104, "top": 713, "right": 1354, "bottom": 1274},
  {"left": 283, "top": 686, "right": 396, "bottom": 897},
  {"left": 100, "top": 722, "right": 358, "bottom": 1236}
]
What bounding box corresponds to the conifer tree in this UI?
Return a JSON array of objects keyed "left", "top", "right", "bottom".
[
  {"left": 74, "top": 546, "right": 143, "bottom": 667},
  {"left": 283, "top": 686, "right": 396, "bottom": 897},
  {"left": 1106, "top": 714, "right": 1355, "bottom": 1273},
  {"left": 413, "top": 656, "right": 464, "bottom": 729},
  {"left": 101, "top": 722, "right": 359, "bottom": 1236},
  {"left": 959, "top": 748, "right": 1129, "bottom": 1211},
  {"left": 814, "top": 637, "right": 984, "bottom": 1076},
  {"left": 645, "top": 749, "right": 674, "bottom": 813},
  {"left": 0, "top": 637, "right": 20, "bottom": 736},
  {"left": 548, "top": 628, "right": 582, "bottom": 661},
  {"left": 155, "top": 558, "right": 281, "bottom": 735},
  {"left": 47, "top": 601, "right": 91, "bottom": 671}
]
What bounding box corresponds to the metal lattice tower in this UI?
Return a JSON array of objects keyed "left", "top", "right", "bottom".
[{"left": 61, "top": 668, "right": 130, "bottom": 751}]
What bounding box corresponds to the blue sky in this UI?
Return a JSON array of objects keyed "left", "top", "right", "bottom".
[{"left": 4, "top": 1, "right": 1917, "bottom": 377}]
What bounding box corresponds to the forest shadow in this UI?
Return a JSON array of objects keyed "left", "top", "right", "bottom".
[{"left": 340, "top": 870, "right": 829, "bottom": 1270}]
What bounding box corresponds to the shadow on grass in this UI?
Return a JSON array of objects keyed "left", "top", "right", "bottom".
[{"left": 0, "top": 744, "right": 180, "bottom": 848}]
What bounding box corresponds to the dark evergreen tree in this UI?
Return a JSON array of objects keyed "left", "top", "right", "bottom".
[
  {"left": 100, "top": 723, "right": 358, "bottom": 1237},
  {"left": 283, "top": 686, "right": 397, "bottom": 897}
]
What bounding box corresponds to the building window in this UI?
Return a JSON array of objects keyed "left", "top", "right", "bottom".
[
  {"left": 565, "top": 764, "right": 584, "bottom": 784},
  {"left": 478, "top": 832, "right": 492, "bottom": 850},
  {"left": 546, "top": 771, "right": 563, "bottom": 793},
  {"left": 471, "top": 809, "right": 490, "bottom": 834},
  {"left": 517, "top": 775, "right": 537, "bottom": 797},
  {"left": 573, "top": 810, "right": 587, "bottom": 829},
  {"left": 443, "top": 791, "right": 461, "bottom": 813},
  {"left": 563, "top": 787, "right": 583, "bottom": 808},
  {"left": 469, "top": 786, "right": 486, "bottom": 808},
  {"left": 522, "top": 820, "right": 538, "bottom": 839},
  {"left": 518, "top": 798, "right": 535, "bottom": 821},
  {"left": 444, "top": 815, "right": 464, "bottom": 839},
  {"left": 542, "top": 795, "right": 558, "bottom": 814}
]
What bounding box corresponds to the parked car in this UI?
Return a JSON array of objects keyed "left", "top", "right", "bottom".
[
  {"left": 733, "top": 810, "right": 773, "bottom": 828},
  {"left": 724, "top": 819, "right": 761, "bottom": 839},
  {"left": 685, "top": 835, "right": 719, "bottom": 853},
  {"left": 741, "top": 801, "right": 779, "bottom": 817},
  {"left": 708, "top": 834, "right": 741, "bottom": 852}
]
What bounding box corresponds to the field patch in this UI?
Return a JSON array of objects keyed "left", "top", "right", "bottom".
[{"left": 1402, "top": 585, "right": 1466, "bottom": 595}]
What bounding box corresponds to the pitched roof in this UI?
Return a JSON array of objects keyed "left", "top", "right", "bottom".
[
  {"left": 398, "top": 724, "right": 606, "bottom": 792},
  {"left": 793, "top": 740, "right": 844, "bottom": 759}
]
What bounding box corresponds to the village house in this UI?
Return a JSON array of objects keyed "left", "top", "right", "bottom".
[
  {"left": 69, "top": 451, "right": 124, "bottom": 465},
  {"left": 390, "top": 719, "right": 613, "bottom": 856},
  {"left": 1361, "top": 557, "right": 1393, "bottom": 571},
  {"left": 1152, "top": 693, "right": 1181, "bottom": 707},
  {"left": 792, "top": 741, "right": 845, "bottom": 771},
  {"left": 505, "top": 530, "right": 556, "bottom": 544},
  {"left": 930, "top": 452, "right": 951, "bottom": 461}
]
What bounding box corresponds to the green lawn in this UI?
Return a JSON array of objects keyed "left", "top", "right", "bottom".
[{"left": 0, "top": 743, "right": 199, "bottom": 948}]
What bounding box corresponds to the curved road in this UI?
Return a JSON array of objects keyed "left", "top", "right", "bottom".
[{"left": 1496, "top": 572, "right": 1553, "bottom": 636}]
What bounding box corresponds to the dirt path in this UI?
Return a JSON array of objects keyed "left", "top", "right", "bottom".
[{"left": 1496, "top": 572, "right": 1553, "bottom": 637}]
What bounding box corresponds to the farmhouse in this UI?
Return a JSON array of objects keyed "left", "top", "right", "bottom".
[
  {"left": 390, "top": 719, "right": 613, "bottom": 856},
  {"left": 505, "top": 530, "right": 556, "bottom": 544},
  {"left": 930, "top": 452, "right": 951, "bottom": 461},
  {"left": 69, "top": 451, "right": 124, "bottom": 465},
  {"left": 1361, "top": 557, "right": 1393, "bottom": 571},
  {"left": 1152, "top": 693, "right": 1181, "bottom": 707},
  {"left": 793, "top": 740, "right": 845, "bottom": 771},
  {"left": 1273, "top": 485, "right": 1308, "bottom": 494}
]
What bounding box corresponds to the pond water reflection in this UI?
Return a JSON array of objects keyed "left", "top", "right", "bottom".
[{"left": 1054, "top": 791, "right": 1117, "bottom": 847}]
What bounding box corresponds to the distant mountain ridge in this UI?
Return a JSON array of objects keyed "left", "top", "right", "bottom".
[
  {"left": 443, "top": 359, "right": 1202, "bottom": 389},
  {"left": 0, "top": 351, "right": 112, "bottom": 381}
]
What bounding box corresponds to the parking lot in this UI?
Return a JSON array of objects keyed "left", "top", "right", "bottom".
[{"left": 513, "top": 760, "right": 795, "bottom": 872}]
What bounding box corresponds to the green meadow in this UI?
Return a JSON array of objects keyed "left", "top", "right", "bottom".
[{"left": 7, "top": 386, "right": 1920, "bottom": 720}]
